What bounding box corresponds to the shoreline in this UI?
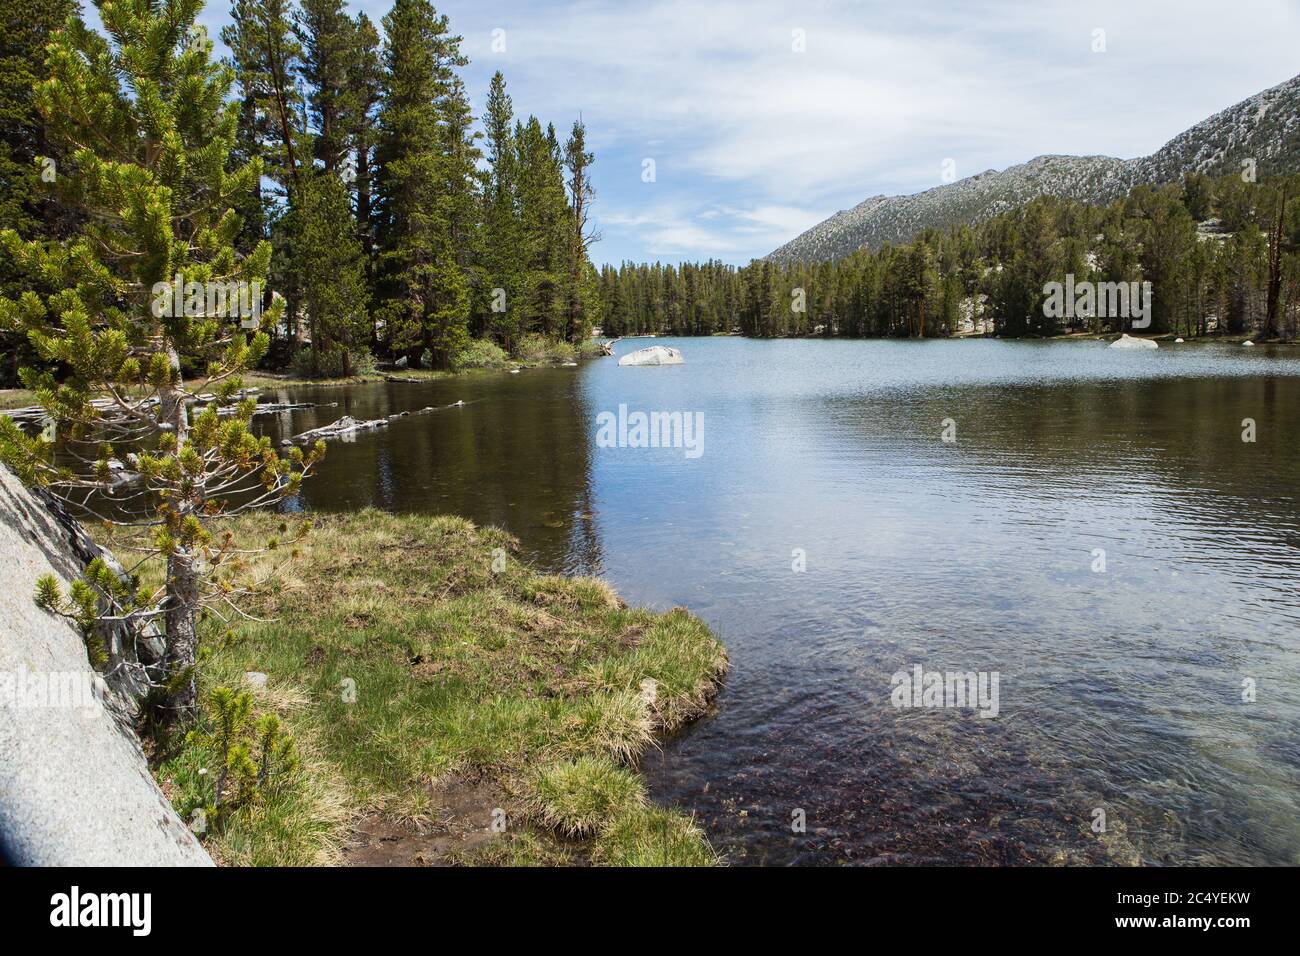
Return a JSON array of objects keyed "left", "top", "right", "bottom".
[
  {"left": 5, "top": 331, "right": 1289, "bottom": 412},
  {"left": 134, "top": 509, "right": 728, "bottom": 867},
  {"left": 603, "top": 331, "right": 1296, "bottom": 345},
  {"left": 0, "top": 350, "right": 606, "bottom": 413}
]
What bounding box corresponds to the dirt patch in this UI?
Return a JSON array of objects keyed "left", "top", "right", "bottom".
[
  {"left": 341, "top": 775, "right": 508, "bottom": 866},
  {"left": 617, "top": 625, "right": 646, "bottom": 649}
]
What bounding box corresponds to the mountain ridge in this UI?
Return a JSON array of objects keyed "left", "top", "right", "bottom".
[{"left": 768, "top": 73, "right": 1300, "bottom": 263}]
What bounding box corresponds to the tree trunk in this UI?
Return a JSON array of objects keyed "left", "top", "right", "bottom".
[
  {"left": 164, "top": 550, "right": 200, "bottom": 717},
  {"left": 158, "top": 350, "right": 200, "bottom": 719}
]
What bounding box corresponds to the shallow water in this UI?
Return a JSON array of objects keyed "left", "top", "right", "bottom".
[{"left": 260, "top": 337, "right": 1300, "bottom": 865}]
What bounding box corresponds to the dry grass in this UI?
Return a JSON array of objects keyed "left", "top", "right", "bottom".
[{"left": 0, "top": 388, "right": 37, "bottom": 411}]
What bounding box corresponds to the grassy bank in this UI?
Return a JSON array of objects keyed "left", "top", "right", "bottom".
[
  {"left": 0, "top": 344, "right": 610, "bottom": 411},
  {"left": 148, "top": 509, "right": 727, "bottom": 866},
  {"left": 0, "top": 389, "right": 37, "bottom": 410},
  {"left": 241, "top": 369, "right": 452, "bottom": 390}
]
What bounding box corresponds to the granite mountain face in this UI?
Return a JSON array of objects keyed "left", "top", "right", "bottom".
[{"left": 768, "top": 73, "right": 1300, "bottom": 263}]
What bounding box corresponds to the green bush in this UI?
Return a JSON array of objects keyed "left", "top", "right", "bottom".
[
  {"left": 290, "top": 347, "right": 376, "bottom": 379},
  {"left": 174, "top": 686, "right": 299, "bottom": 834},
  {"left": 451, "top": 338, "right": 511, "bottom": 371},
  {"left": 514, "top": 333, "right": 576, "bottom": 364},
  {"left": 350, "top": 350, "right": 378, "bottom": 376}
]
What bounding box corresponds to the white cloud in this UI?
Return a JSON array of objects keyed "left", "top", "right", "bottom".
[
  {"left": 175, "top": 0, "right": 1300, "bottom": 263},
  {"left": 434, "top": 0, "right": 1300, "bottom": 263}
]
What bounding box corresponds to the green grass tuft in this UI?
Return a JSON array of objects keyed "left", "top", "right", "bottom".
[
  {"left": 595, "top": 804, "right": 719, "bottom": 867},
  {"left": 528, "top": 756, "right": 646, "bottom": 837}
]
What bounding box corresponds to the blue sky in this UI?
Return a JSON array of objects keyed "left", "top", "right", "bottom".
[{"left": 170, "top": 0, "right": 1300, "bottom": 265}]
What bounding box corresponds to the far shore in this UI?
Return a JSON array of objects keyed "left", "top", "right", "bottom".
[{"left": 3, "top": 332, "right": 1292, "bottom": 412}]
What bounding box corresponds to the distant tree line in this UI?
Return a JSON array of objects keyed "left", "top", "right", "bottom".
[
  {"left": 0, "top": 0, "right": 601, "bottom": 384},
  {"left": 598, "top": 172, "right": 1300, "bottom": 341}
]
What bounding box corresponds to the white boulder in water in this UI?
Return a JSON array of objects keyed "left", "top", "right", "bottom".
[
  {"left": 618, "top": 345, "right": 684, "bottom": 367},
  {"left": 1243, "top": 340, "right": 1255, "bottom": 347},
  {"left": 1109, "top": 333, "right": 1158, "bottom": 350}
]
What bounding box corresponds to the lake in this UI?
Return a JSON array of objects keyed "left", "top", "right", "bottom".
[{"left": 258, "top": 337, "right": 1300, "bottom": 865}]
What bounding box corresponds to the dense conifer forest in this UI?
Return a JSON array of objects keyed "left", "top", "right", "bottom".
[
  {"left": 598, "top": 173, "right": 1300, "bottom": 341},
  {"left": 0, "top": 0, "right": 602, "bottom": 386}
]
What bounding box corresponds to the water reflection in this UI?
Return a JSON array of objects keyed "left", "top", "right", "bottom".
[
  {"left": 264, "top": 371, "right": 603, "bottom": 575},
  {"left": 255, "top": 338, "right": 1300, "bottom": 865}
]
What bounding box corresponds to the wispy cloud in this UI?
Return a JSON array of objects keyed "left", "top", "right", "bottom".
[
  {"left": 434, "top": 0, "right": 1299, "bottom": 264},
  {"left": 602, "top": 201, "right": 825, "bottom": 257}
]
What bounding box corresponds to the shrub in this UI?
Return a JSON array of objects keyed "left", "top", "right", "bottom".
[
  {"left": 350, "top": 350, "right": 378, "bottom": 376},
  {"left": 290, "top": 347, "right": 376, "bottom": 379},
  {"left": 183, "top": 686, "right": 299, "bottom": 830},
  {"left": 514, "top": 333, "right": 576, "bottom": 364},
  {"left": 451, "top": 339, "right": 511, "bottom": 371}
]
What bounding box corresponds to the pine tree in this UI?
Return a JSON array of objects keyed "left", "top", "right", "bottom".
[
  {"left": 596, "top": 169, "right": 1295, "bottom": 344},
  {"left": 347, "top": 12, "right": 383, "bottom": 288},
  {"left": 223, "top": 0, "right": 309, "bottom": 350},
  {"left": 290, "top": 173, "right": 369, "bottom": 374},
  {"left": 1135, "top": 186, "right": 1197, "bottom": 334},
  {"left": 373, "top": 0, "right": 471, "bottom": 368},
  {"left": 0, "top": 0, "right": 76, "bottom": 242},
  {"left": 441, "top": 73, "right": 482, "bottom": 354},
  {"left": 227, "top": 82, "right": 265, "bottom": 259},
  {"left": 1182, "top": 172, "right": 1213, "bottom": 222},
  {"left": 295, "top": 0, "right": 355, "bottom": 174},
  {"left": 514, "top": 116, "right": 570, "bottom": 341},
  {"left": 0, "top": 0, "right": 79, "bottom": 385},
  {"left": 0, "top": 0, "right": 322, "bottom": 718},
  {"left": 479, "top": 71, "right": 522, "bottom": 348},
  {"left": 1263, "top": 180, "right": 1294, "bottom": 340},
  {"left": 563, "top": 119, "right": 598, "bottom": 343},
  {"left": 223, "top": 0, "right": 308, "bottom": 194},
  {"left": 902, "top": 240, "right": 937, "bottom": 337}
]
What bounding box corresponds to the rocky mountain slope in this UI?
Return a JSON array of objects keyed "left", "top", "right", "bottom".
[{"left": 769, "top": 73, "right": 1300, "bottom": 263}]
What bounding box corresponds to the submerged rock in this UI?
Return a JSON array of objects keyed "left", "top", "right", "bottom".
[
  {"left": 1109, "top": 333, "right": 1158, "bottom": 350},
  {"left": 618, "top": 345, "right": 684, "bottom": 367}
]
